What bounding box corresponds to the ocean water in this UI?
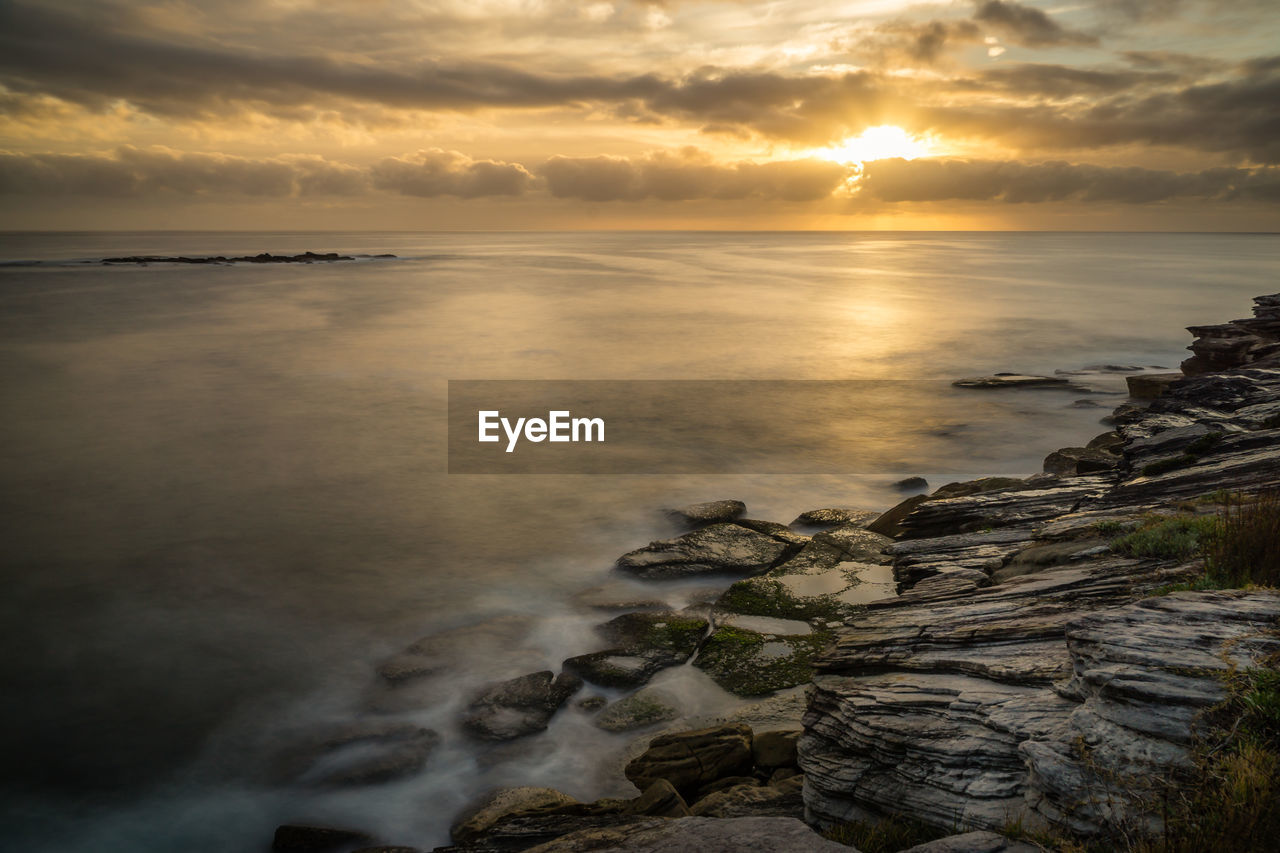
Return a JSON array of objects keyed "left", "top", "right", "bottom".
[{"left": 0, "top": 231, "right": 1275, "bottom": 850}]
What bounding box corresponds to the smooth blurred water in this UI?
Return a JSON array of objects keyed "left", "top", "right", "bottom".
[{"left": 0, "top": 231, "right": 1275, "bottom": 850}]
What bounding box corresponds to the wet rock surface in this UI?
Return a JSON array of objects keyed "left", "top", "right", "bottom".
[
  {"left": 563, "top": 610, "right": 708, "bottom": 688},
  {"left": 790, "top": 507, "right": 879, "bottom": 528},
  {"left": 594, "top": 689, "right": 681, "bottom": 732},
  {"left": 615, "top": 523, "right": 792, "bottom": 579},
  {"left": 952, "top": 374, "right": 1079, "bottom": 390},
  {"left": 461, "top": 671, "right": 583, "bottom": 741},
  {"left": 665, "top": 500, "right": 747, "bottom": 526}
]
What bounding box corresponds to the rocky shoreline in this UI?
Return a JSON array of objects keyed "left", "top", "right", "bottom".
[{"left": 270, "top": 293, "right": 1280, "bottom": 852}]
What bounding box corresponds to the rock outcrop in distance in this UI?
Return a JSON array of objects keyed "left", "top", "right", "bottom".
[
  {"left": 98, "top": 251, "right": 397, "bottom": 264},
  {"left": 800, "top": 292, "right": 1280, "bottom": 842}
]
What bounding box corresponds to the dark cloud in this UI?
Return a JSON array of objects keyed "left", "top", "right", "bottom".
[
  {"left": 371, "top": 150, "right": 532, "bottom": 198},
  {"left": 855, "top": 20, "right": 983, "bottom": 66},
  {"left": 928, "top": 57, "right": 1280, "bottom": 163},
  {"left": 0, "top": 145, "right": 846, "bottom": 203},
  {"left": 851, "top": 1, "right": 1097, "bottom": 68},
  {"left": 0, "top": 2, "right": 666, "bottom": 117},
  {"left": 858, "top": 157, "right": 1278, "bottom": 203},
  {"left": 972, "top": 1, "right": 1099, "bottom": 47},
  {"left": 0, "top": 147, "right": 347, "bottom": 197},
  {"left": 541, "top": 151, "right": 850, "bottom": 201},
  {"left": 955, "top": 64, "right": 1181, "bottom": 97},
  {"left": 1120, "top": 51, "right": 1228, "bottom": 74},
  {"left": 0, "top": 146, "right": 532, "bottom": 199}
]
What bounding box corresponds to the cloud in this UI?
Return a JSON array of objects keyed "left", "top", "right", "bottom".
[
  {"left": 0, "top": 146, "right": 531, "bottom": 199},
  {"left": 0, "top": 146, "right": 351, "bottom": 197},
  {"left": 858, "top": 157, "right": 1278, "bottom": 203},
  {"left": 954, "top": 63, "right": 1181, "bottom": 97},
  {"left": 972, "top": 1, "right": 1099, "bottom": 47},
  {"left": 542, "top": 150, "right": 851, "bottom": 201},
  {"left": 3, "top": 0, "right": 1277, "bottom": 164},
  {"left": 854, "top": 20, "right": 983, "bottom": 66},
  {"left": 927, "top": 57, "right": 1280, "bottom": 163},
  {"left": 371, "top": 150, "right": 532, "bottom": 197}
]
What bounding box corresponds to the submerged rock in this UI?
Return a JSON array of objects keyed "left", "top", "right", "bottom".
[
  {"left": 271, "top": 720, "right": 440, "bottom": 787},
  {"left": 595, "top": 689, "right": 680, "bottom": 732},
  {"left": 693, "top": 624, "right": 834, "bottom": 696},
  {"left": 461, "top": 671, "right": 583, "bottom": 741},
  {"left": 376, "top": 615, "right": 534, "bottom": 686},
  {"left": 616, "top": 523, "right": 791, "bottom": 579},
  {"left": 568, "top": 585, "right": 669, "bottom": 612},
  {"left": 562, "top": 610, "right": 707, "bottom": 688},
  {"left": 952, "top": 374, "right": 1076, "bottom": 389}
]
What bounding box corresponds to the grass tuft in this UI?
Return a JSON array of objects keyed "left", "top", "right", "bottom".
[
  {"left": 1111, "top": 515, "right": 1221, "bottom": 561},
  {"left": 821, "top": 815, "right": 948, "bottom": 852},
  {"left": 1204, "top": 491, "right": 1280, "bottom": 588}
]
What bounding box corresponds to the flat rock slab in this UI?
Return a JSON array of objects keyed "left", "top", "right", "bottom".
[
  {"left": 902, "top": 830, "right": 1042, "bottom": 853},
  {"left": 898, "top": 476, "right": 1114, "bottom": 539},
  {"left": 616, "top": 523, "right": 791, "bottom": 579},
  {"left": 523, "top": 816, "right": 850, "bottom": 853}
]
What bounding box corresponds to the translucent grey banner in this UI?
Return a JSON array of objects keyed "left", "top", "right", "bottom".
[{"left": 447, "top": 379, "right": 1119, "bottom": 474}]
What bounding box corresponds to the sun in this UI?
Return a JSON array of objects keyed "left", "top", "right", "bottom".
[{"left": 815, "top": 125, "right": 930, "bottom": 165}]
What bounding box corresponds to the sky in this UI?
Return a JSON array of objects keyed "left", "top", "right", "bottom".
[{"left": 0, "top": 0, "right": 1277, "bottom": 230}]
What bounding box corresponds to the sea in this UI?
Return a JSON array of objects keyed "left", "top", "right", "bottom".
[{"left": 0, "top": 231, "right": 1275, "bottom": 851}]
